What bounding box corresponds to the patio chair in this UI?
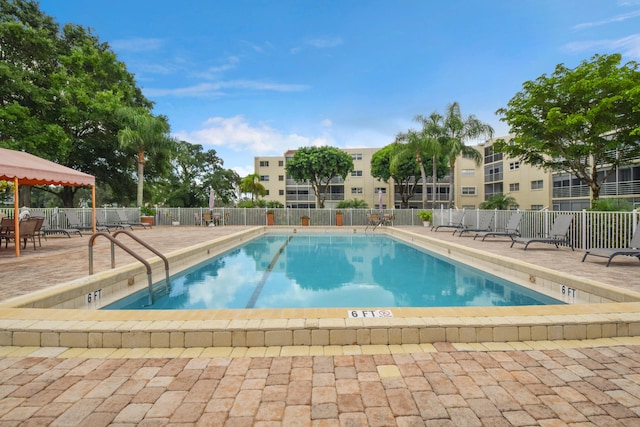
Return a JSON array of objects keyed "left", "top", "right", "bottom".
[
  {"left": 116, "top": 210, "right": 150, "bottom": 229},
  {"left": 581, "top": 225, "right": 640, "bottom": 267},
  {"left": 365, "top": 212, "right": 383, "bottom": 232},
  {"left": 456, "top": 212, "right": 494, "bottom": 237},
  {"left": 64, "top": 209, "right": 109, "bottom": 233},
  {"left": 510, "top": 214, "right": 574, "bottom": 251},
  {"left": 3, "top": 218, "right": 38, "bottom": 250},
  {"left": 474, "top": 211, "right": 523, "bottom": 241},
  {"left": 432, "top": 210, "right": 465, "bottom": 232}
]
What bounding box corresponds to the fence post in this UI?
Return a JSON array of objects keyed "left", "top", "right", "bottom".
[
  {"left": 633, "top": 209, "right": 638, "bottom": 234},
  {"left": 581, "top": 209, "right": 587, "bottom": 251}
]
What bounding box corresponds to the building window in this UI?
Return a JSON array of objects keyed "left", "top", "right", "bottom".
[
  {"left": 279, "top": 190, "right": 284, "bottom": 196},
  {"left": 531, "top": 205, "right": 544, "bottom": 210},
  {"left": 278, "top": 175, "right": 284, "bottom": 181},
  {"left": 509, "top": 183, "right": 520, "bottom": 192},
  {"left": 461, "top": 186, "right": 476, "bottom": 195},
  {"left": 509, "top": 161, "right": 520, "bottom": 170},
  {"left": 374, "top": 187, "right": 386, "bottom": 194},
  {"left": 278, "top": 160, "right": 284, "bottom": 166},
  {"left": 531, "top": 180, "right": 543, "bottom": 190},
  {"left": 351, "top": 187, "right": 363, "bottom": 194},
  {"left": 259, "top": 161, "right": 269, "bottom": 167},
  {"left": 350, "top": 170, "right": 363, "bottom": 177},
  {"left": 461, "top": 169, "right": 475, "bottom": 176},
  {"left": 351, "top": 153, "right": 362, "bottom": 160},
  {"left": 265, "top": 190, "right": 269, "bottom": 195},
  {"left": 260, "top": 175, "right": 269, "bottom": 181}
]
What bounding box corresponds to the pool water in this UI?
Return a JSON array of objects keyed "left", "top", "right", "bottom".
[{"left": 104, "top": 234, "right": 562, "bottom": 310}]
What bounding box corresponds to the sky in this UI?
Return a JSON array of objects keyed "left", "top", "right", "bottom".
[{"left": 38, "top": 0, "right": 640, "bottom": 177}]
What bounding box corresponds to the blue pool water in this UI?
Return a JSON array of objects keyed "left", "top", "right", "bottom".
[{"left": 104, "top": 234, "right": 562, "bottom": 310}]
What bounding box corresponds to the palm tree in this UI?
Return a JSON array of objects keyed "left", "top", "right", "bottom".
[
  {"left": 479, "top": 193, "right": 518, "bottom": 210},
  {"left": 393, "top": 130, "right": 433, "bottom": 208},
  {"left": 415, "top": 112, "right": 447, "bottom": 208},
  {"left": 441, "top": 102, "right": 494, "bottom": 208},
  {"left": 118, "top": 108, "right": 172, "bottom": 207},
  {"left": 239, "top": 173, "right": 266, "bottom": 202}
]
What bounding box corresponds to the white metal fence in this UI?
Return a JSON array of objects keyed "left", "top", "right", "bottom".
[{"left": 1, "top": 206, "right": 637, "bottom": 251}]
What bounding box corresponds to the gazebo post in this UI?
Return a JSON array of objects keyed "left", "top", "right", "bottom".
[{"left": 13, "top": 177, "right": 20, "bottom": 257}]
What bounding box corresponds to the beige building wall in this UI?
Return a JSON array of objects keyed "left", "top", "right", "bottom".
[
  {"left": 455, "top": 146, "right": 484, "bottom": 208},
  {"left": 254, "top": 156, "right": 287, "bottom": 205}
]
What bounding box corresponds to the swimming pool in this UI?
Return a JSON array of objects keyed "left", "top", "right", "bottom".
[{"left": 104, "top": 234, "right": 562, "bottom": 310}]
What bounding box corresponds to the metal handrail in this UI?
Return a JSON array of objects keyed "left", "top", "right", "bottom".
[
  {"left": 88, "top": 232, "right": 165, "bottom": 306},
  {"left": 113, "top": 230, "right": 170, "bottom": 296}
]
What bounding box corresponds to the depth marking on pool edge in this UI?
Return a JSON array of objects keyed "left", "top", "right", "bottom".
[
  {"left": 348, "top": 310, "right": 394, "bottom": 318},
  {"left": 245, "top": 235, "right": 293, "bottom": 308}
]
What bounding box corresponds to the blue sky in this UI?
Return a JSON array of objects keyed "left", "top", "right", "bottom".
[{"left": 39, "top": 0, "right": 640, "bottom": 176}]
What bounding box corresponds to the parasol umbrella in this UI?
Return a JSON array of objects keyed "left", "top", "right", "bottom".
[
  {"left": 378, "top": 189, "right": 383, "bottom": 210},
  {"left": 209, "top": 188, "right": 215, "bottom": 211}
]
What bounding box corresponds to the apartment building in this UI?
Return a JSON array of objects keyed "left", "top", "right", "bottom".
[{"left": 254, "top": 137, "right": 560, "bottom": 211}]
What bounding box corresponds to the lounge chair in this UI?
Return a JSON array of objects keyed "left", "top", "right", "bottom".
[
  {"left": 510, "top": 214, "right": 574, "bottom": 251},
  {"left": 432, "top": 210, "right": 465, "bottom": 232},
  {"left": 582, "top": 225, "right": 640, "bottom": 267},
  {"left": 30, "top": 211, "right": 81, "bottom": 238},
  {"left": 64, "top": 209, "right": 109, "bottom": 233},
  {"left": 116, "top": 210, "right": 150, "bottom": 229},
  {"left": 474, "top": 212, "right": 523, "bottom": 241},
  {"left": 456, "top": 212, "right": 494, "bottom": 237},
  {"left": 97, "top": 211, "right": 130, "bottom": 231}
]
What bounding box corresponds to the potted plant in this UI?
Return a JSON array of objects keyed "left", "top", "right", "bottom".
[
  {"left": 417, "top": 210, "right": 432, "bottom": 227},
  {"left": 301, "top": 215, "right": 310, "bottom": 226},
  {"left": 335, "top": 210, "right": 343, "bottom": 226},
  {"left": 139, "top": 206, "right": 156, "bottom": 226},
  {"left": 266, "top": 209, "right": 275, "bottom": 226}
]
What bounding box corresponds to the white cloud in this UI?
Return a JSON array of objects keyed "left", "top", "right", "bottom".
[
  {"left": 573, "top": 9, "right": 640, "bottom": 30},
  {"left": 192, "top": 56, "right": 241, "bottom": 79},
  {"left": 174, "top": 115, "right": 336, "bottom": 157},
  {"left": 111, "top": 37, "right": 164, "bottom": 52},
  {"left": 563, "top": 34, "right": 640, "bottom": 57},
  {"left": 291, "top": 36, "right": 343, "bottom": 54},
  {"left": 307, "top": 37, "right": 343, "bottom": 48},
  {"left": 321, "top": 119, "right": 333, "bottom": 127},
  {"left": 144, "top": 80, "right": 309, "bottom": 97}
]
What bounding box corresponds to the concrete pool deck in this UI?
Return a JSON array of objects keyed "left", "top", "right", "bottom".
[{"left": 0, "top": 225, "right": 639, "bottom": 425}]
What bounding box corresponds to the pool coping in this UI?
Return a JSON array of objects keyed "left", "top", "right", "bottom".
[{"left": 1, "top": 226, "right": 640, "bottom": 348}]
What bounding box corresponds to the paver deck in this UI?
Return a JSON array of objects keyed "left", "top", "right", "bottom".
[{"left": 0, "top": 225, "right": 639, "bottom": 426}]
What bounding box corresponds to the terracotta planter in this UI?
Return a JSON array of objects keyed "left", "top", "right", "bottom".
[
  {"left": 301, "top": 217, "right": 310, "bottom": 226},
  {"left": 335, "top": 213, "right": 343, "bottom": 226},
  {"left": 266, "top": 213, "right": 274, "bottom": 226},
  {"left": 140, "top": 216, "right": 154, "bottom": 226}
]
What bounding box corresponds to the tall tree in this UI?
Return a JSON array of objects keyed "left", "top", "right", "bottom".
[
  {"left": 285, "top": 146, "right": 354, "bottom": 208},
  {"left": 160, "top": 141, "right": 238, "bottom": 207},
  {"left": 415, "top": 112, "right": 448, "bottom": 208},
  {"left": 117, "top": 107, "right": 172, "bottom": 207},
  {"left": 495, "top": 53, "right": 640, "bottom": 204},
  {"left": 441, "top": 102, "right": 493, "bottom": 207},
  {"left": 1, "top": 1, "right": 152, "bottom": 207}
]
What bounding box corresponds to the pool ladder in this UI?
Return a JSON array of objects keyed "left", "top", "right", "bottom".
[{"left": 88, "top": 231, "right": 170, "bottom": 305}]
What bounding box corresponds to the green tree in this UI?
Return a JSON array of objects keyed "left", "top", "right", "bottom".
[
  {"left": 117, "top": 107, "right": 173, "bottom": 207},
  {"left": 239, "top": 173, "right": 266, "bottom": 202},
  {"left": 1, "top": 1, "right": 153, "bottom": 207},
  {"left": 285, "top": 146, "right": 354, "bottom": 208},
  {"left": 336, "top": 199, "right": 368, "bottom": 209},
  {"left": 479, "top": 193, "right": 518, "bottom": 210},
  {"left": 415, "top": 112, "right": 451, "bottom": 208},
  {"left": 160, "top": 140, "right": 238, "bottom": 207},
  {"left": 441, "top": 102, "right": 493, "bottom": 208},
  {"left": 495, "top": 53, "right": 640, "bottom": 204}
]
